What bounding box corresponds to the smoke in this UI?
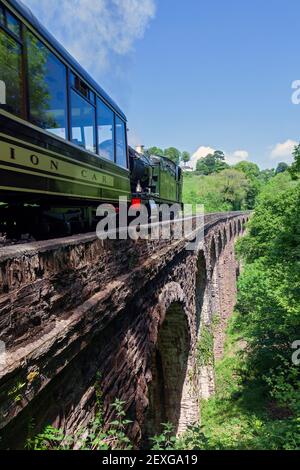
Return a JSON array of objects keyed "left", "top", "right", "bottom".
[{"left": 23, "top": 0, "right": 156, "bottom": 78}]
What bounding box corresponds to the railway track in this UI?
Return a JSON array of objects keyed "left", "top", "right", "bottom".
[{"left": 0, "top": 211, "right": 250, "bottom": 258}]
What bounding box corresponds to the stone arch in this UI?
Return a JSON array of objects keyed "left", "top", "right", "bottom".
[
  {"left": 195, "top": 250, "right": 208, "bottom": 333},
  {"left": 217, "top": 231, "right": 223, "bottom": 255},
  {"left": 209, "top": 236, "right": 217, "bottom": 277},
  {"left": 223, "top": 227, "right": 227, "bottom": 247},
  {"left": 229, "top": 222, "right": 233, "bottom": 240},
  {"left": 208, "top": 237, "right": 220, "bottom": 319},
  {"left": 238, "top": 219, "right": 242, "bottom": 234},
  {"left": 144, "top": 284, "right": 197, "bottom": 441},
  {"left": 233, "top": 220, "right": 237, "bottom": 236}
]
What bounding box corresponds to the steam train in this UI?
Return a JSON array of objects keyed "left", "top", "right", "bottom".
[{"left": 0, "top": 0, "right": 183, "bottom": 238}]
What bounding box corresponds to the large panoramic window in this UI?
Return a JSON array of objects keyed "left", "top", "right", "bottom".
[
  {"left": 97, "top": 98, "right": 114, "bottom": 161},
  {"left": 71, "top": 90, "right": 96, "bottom": 153},
  {"left": 0, "top": 29, "right": 22, "bottom": 116},
  {"left": 26, "top": 31, "right": 68, "bottom": 139},
  {"left": 115, "top": 116, "right": 127, "bottom": 168}
]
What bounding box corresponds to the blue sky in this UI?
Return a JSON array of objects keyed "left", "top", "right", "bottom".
[{"left": 24, "top": 0, "right": 300, "bottom": 169}]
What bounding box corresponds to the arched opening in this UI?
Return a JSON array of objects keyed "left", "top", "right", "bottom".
[
  {"left": 238, "top": 219, "right": 242, "bottom": 234},
  {"left": 195, "top": 250, "right": 208, "bottom": 332},
  {"left": 209, "top": 237, "right": 220, "bottom": 319},
  {"left": 210, "top": 237, "right": 217, "bottom": 270},
  {"left": 229, "top": 223, "right": 233, "bottom": 240},
  {"left": 218, "top": 231, "right": 223, "bottom": 255},
  {"left": 144, "top": 302, "right": 191, "bottom": 441},
  {"left": 223, "top": 227, "right": 227, "bottom": 247}
]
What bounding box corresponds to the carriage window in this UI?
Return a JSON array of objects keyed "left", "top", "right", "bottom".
[
  {"left": 6, "top": 11, "right": 21, "bottom": 38},
  {"left": 27, "top": 32, "right": 68, "bottom": 139},
  {"left": 97, "top": 98, "right": 114, "bottom": 161},
  {"left": 71, "top": 72, "right": 95, "bottom": 103},
  {"left": 0, "top": 29, "right": 22, "bottom": 115},
  {"left": 0, "top": 5, "right": 5, "bottom": 26},
  {"left": 71, "top": 90, "right": 96, "bottom": 153},
  {"left": 115, "top": 116, "right": 127, "bottom": 168}
]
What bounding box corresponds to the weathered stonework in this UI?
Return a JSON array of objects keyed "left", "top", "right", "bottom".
[{"left": 0, "top": 212, "right": 249, "bottom": 448}]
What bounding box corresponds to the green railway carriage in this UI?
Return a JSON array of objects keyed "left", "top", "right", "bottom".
[
  {"left": 0, "top": 0, "right": 130, "bottom": 205},
  {"left": 0, "top": 0, "right": 182, "bottom": 237}
]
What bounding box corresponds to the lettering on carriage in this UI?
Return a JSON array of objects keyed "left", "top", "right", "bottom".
[
  {"left": 30, "top": 154, "right": 39, "bottom": 166},
  {"left": 81, "top": 168, "right": 109, "bottom": 184},
  {"left": 51, "top": 160, "right": 59, "bottom": 171},
  {"left": 6, "top": 144, "right": 113, "bottom": 186}
]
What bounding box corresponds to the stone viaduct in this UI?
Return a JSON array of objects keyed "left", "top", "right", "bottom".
[{"left": 0, "top": 212, "right": 249, "bottom": 449}]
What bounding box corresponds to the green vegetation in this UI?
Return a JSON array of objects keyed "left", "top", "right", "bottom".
[
  {"left": 27, "top": 376, "right": 133, "bottom": 450},
  {"left": 183, "top": 168, "right": 251, "bottom": 212},
  {"left": 196, "top": 150, "right": 228, "bottom": 175},
  {"left": 176, "top": 154, "right": 300, "bottom": 450},
  {"left": 147, "top": 146, "right": 190, "bottom": 165},
  {"left": 182, "top": 155, "right": 285, "bottom": 212},
  {"left": 196, "top": 324, "right": 214, "bottom": 367},
  {"left": 177, "top": 314, "right": 300, "bottom": 450},
  {"left": 150, "top": 423, "right": 177, "bottom": 450}
]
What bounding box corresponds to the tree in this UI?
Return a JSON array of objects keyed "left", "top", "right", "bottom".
[
  {"left": 147, "top": 146, "right": 164, "bottom": 157},
  {"left": 196, "top": 154, "right": 215, "bottom": 175},
  {"left": 258, "top": 168, "right": 275, "bottom": 183},
  {"left": 218, "top": 169, "right": 249, "bottom": 210},
  {"left": 164, "top": 147, "right": 181, "bottom": 164},
  {"left": 275, "top": 162, "right": 289, "bottom": 174},
  {"left": 289, "top": 143, "right": 300, "bottom": 178},
  {"left": 235, "top": 172, "right": 300, "bottom": 440},
  {"left": 196, "top": 150, "right": 229, "bottom": 175},
  {"left": 233, "top": 161, "right": 261, "bottom": 209},
  {"left": 234, "top": 161, "right": 260, "bottom": 178},
  {"left": 181, "top": 151, "right": 191, "bottom": 166}
]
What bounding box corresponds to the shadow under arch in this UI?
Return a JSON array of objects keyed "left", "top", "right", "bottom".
[
  {"left": 195, "top": 250, "right": 208, "bottom": 333},
  {"left": 238, "top": 219, "right": 242, "bottom": 234},
  {"left": 233, "top": 220, "right": 237, "bottom": 236},
  {"left": 223, "top": 226, "right": 227, "bottom": 247},
  {"left": 210, "top": 236, "right": 217, "bottom": 266},
  {"left": 217, "top": 231, "right": 223, "bottom": 255},
  {"left": 209, "top": 236, "right": 220, "bottom": 319},
  {"left": 144, "top": 302, "right": 191, "bottom": 442},
  {"left": 229, "top": 222, "right": 233, "bottom": 240}
]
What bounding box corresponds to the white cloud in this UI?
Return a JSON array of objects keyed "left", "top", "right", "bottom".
[
  {"left": 225, "top": 150, "right": 249, "bottom": 165},
  {"left": 190, "top": 146, "right": 249, "bottom": 170},
  {"left": 270, "top": 139, "right": 298, "bottom": 162},
  {"left": 23, "top": 0, "right": 156, "bottom": 77},
  {"left": 190, "top": 146, "right": 215, "bottom": 170}
]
